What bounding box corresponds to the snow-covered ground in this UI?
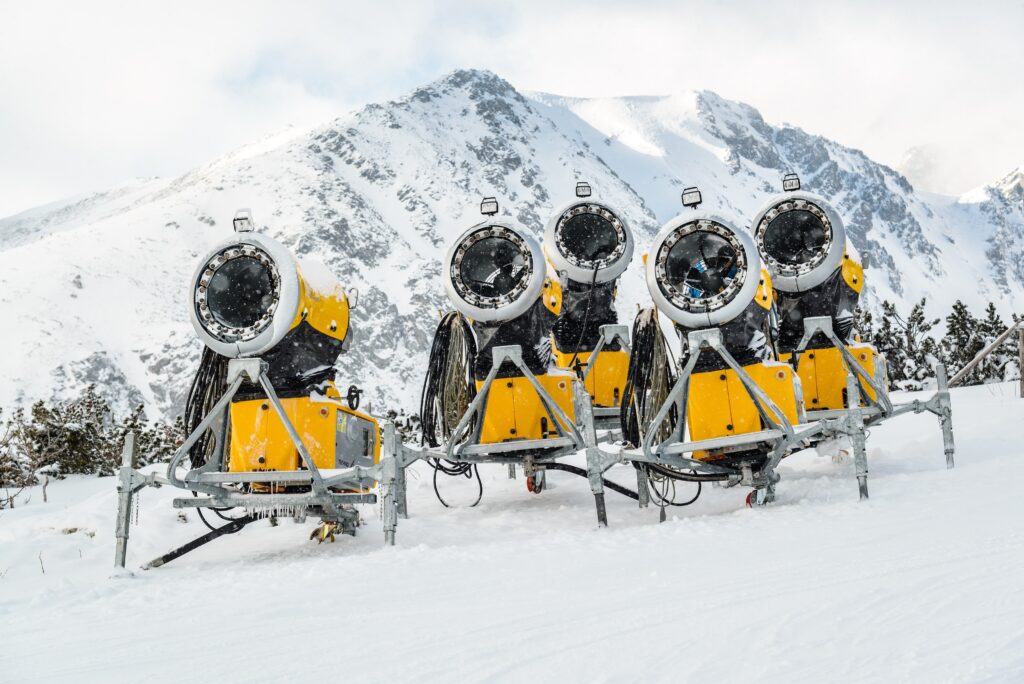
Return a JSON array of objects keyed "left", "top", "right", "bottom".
[{"left": 2, "top": 381, "right": 1023, "bottom": 682}]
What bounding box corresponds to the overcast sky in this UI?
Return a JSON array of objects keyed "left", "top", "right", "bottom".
[{"left": 1, "top": 0, "right": 1021, "bottom": 217}]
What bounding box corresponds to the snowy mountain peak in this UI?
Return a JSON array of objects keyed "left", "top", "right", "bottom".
[
  {"left": 995, "top": 167, "right": 1024, "bottom": 203},
  {"left": 3, "top": 70, "right": 1024, "bottom": 421}
]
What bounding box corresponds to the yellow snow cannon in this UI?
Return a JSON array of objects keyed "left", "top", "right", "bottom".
[
  {"left": 113, "top": 209, "right": 400, "bottom": 570},
  {"left": 544, "top": 182, "right": 633, "bottom": 431},
  {"left": 627, "top": 187, "right": 807, "bottom": 506},
  {"left": 751, "top": 173, "right": 886, "bottom": 416},
  {"left": 746, "top": 173, "right": 956, "bottom": 500},
  {"left": 187, "top": 210, "right": 380, "bottom": 484},
  {"left": 419, "top": 198, "right": 586, "bottom": 497}
]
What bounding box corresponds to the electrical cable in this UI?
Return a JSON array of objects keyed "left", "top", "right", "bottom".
[
  {"left": 543, "top": 462, "right": 641, "bottom": 500},
  {"left": 183, "top": 346, "right": 229, "bottom": 469},
  {"left": 637, "top": 462, "right": 704, "bottom": 506},
  {"left": 420, "top": 312, "right": 477, "bottom": 448},
  {"left": 621, "top": 307, "right": 677, "bottom": 449},
  {"left": 566, "top": 263, "right": 601, "bottom": 377},
  {"left": 429, "top": 459, "right": 483, "bottom": 508}
]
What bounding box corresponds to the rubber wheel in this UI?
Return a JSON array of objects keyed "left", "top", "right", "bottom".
[
  {"left": 526, "top": 472, "right": 545, "bottom": 494},
  {"left": 745, "top": 490, "right": 756, "bottom": 508}
]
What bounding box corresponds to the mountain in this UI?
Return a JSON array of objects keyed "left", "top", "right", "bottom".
[{"left": 1, "top": 69, "right": 1022, "bottom": 420}]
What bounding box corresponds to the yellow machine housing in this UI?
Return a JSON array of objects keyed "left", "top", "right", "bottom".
[
  {"left": 780, "top": 344, "right": 885, "bottom": 410},
  {"left": 476, "top": 370, "right": 577, "bottom": 444},
  {"left": 688, "top": 362, "right": 802, "bottom": 460},
  {"left": 542, "top": 276, "right": 562, "bottom": 315},
  {"left": 228, "top": 382, "right": 380, "bottom": 482},
  {"left": 286, "top": 266, "right": 352, "bottom": 345},
  {"left": 551, "top": 346, "right": 629, "bottom": 409}
]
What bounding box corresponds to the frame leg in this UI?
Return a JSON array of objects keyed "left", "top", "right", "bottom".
[
  {"left": 935, "top": 364, "right": 956, "bottom": 469},
  {"left": 114, "top": 432, "right": 139, "bottom": 568},
  {"left": 575, "top": 381, "right": 608, "bottom": 527},
  {"left": 635, "top": 466, "right": 650, "bottom": 509},
  {"left": 853, "top": 431, "right": 869, "bottom": 500},
  {"left": 381, "top": 424, "right": 399, "bottom": 545},
  {"left": 846, "top": 375, "right": 869, "bottom": 500},
  {"left": 586, "top": 447, "right": 608, "bottom": 527},
  {"left": 396, "top": 459, "right": 408, "bottom": 519}
]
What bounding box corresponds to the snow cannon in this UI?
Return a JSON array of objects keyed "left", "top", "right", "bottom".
[
  {"left": 190, "top": 209, "right": 353, "bottom": 378},
  {"left": 111, "top": 209, "right": 401, "bottom": 570},
  {"left": 186, "top": 209, "right": 376, "bottom": 476},
  {"left": 751, "top": 174, "right": 886, "bottom": 413},
  {"left": 420, "top": 197, "right": 584, "bottom": 497},
  {"left": 645, "top": 190, "right": 775, "bottom": 366},
  {"left": 626, "top": 187, "right": 806, "bottom": 506},
  {"left": 544, "top": 182, "right": 633, "bottom": 430},
  {"left": 742, "top": 174, "right": 955, "bottom": 501}
]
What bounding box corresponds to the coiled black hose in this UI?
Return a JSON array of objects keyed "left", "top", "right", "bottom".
[
  {"left": 183, "top": 346, "right": 229, "bottom": 469},
  {"left": 420, "top": 311, "right": 477, "bottom": 448},
  {"left": 620, "top": 307, "right": 677, "bottom": 449}
]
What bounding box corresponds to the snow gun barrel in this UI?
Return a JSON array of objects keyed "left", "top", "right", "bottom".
[
  {"left": 645, "top": 205, "right": 768, "bottom": 331},
  {"left": 751, "top": 187, "right": 850, "bottom": 294},
  {"left": 188, "top": 218, "right": 353, "bottom": 363},
  {"left": 750, "top": 180, "right": 864, "bottom": 352},
  {"left": 442, "top": 218, "right": 548, "bottom": 324},
  {"left": 543, "top": 191, "right": 634, "bottom": 286}
]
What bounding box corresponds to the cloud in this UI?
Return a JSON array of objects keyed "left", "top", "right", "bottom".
[{"left": 0, "top": 0, "right": 1020, "bottom": 216}]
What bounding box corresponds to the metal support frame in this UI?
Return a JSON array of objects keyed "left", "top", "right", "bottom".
[
  {"left": 581, "top": 325, "right": 915, "bottom": 509},
  {"left": 445, "top": 345, "right": 585, "bottom": 461},
  {"left": 549, "top": 328, "right": 813, "bottom": 514},
  {"left": 638, "top": 329, "right": 812, "bottom": 490},
  {"left": 114, "top": 356, "right": 401, "bottom": 569},
  {"left": 793, "top": 316, "right": 956, "bottom": 473},
  {"left": 396, "top": 343, "right": 616, "bottom": 522},
  {"left": 580, "top": 324, "right": 631, "bottom": 432}
]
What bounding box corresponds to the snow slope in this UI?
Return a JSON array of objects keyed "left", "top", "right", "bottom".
[
  {"left": 2, "top": 382, "right": 1023, "bottom": 682},
  {"left": 1, "top": 69, "right": 1022, "bottom": 421}
]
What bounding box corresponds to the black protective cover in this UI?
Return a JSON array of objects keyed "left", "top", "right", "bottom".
[
  {"left": 235, "top": 320, "right": 347, "bottom": 399},
  {"left": 774, "top": 270, "right": 859, "bottom": 353},
  {"left": 676, "top": 297, "right": 773, "bottom": 372},
  {"left": 552, "top": 280, "right": 620, "bottom": 353},
  {"left": 472, "top": 298, "right": 556, "bottom": 380}
]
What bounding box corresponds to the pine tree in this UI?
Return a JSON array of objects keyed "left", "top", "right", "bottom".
[
  {"left": 871, "top": 301, "right": 908, "bottom": 385},
  {"left": 0, "top": 408, "right": 36, "bottom": 506},
  {"left": 977, "top": 302, "right": 1014, "bottom": 383},
  {"left": 385, "top": 409, "right": 422, "bottom": 444},
  {"left": 854, "top": 306, "right": 874, "bottom": 343},
  {"left": 110, "top": 404, "right": 185, "bottom": 469},
  {"left": 870, "top": 299, "right": 940, "bottom": 391},
  {"left": 942, "top": 300, "right": 984, "bottom": 383},
  {"left": 902, "top": 300, "right": 942, "bottom": 390}
]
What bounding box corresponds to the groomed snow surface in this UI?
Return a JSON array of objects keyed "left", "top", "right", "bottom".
[{"left": 2, "top": 382, "right": 1023, "bottom": 683}]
